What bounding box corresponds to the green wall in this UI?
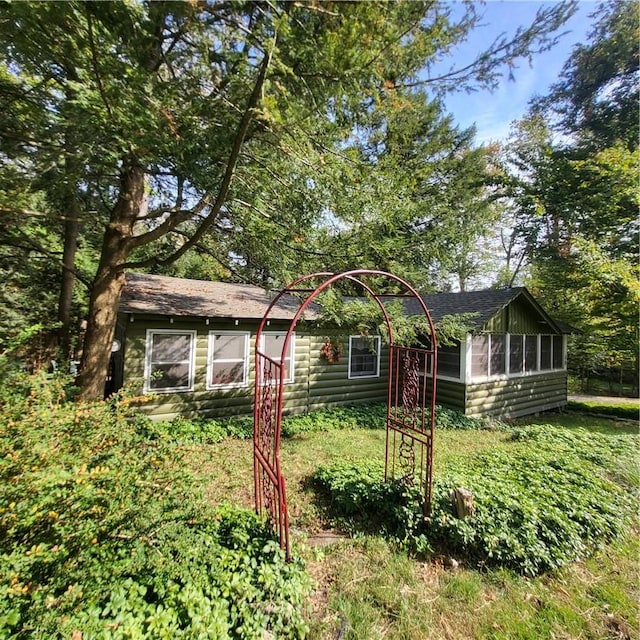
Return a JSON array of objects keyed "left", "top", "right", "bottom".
[{"left": 121, "top": 316, "right": 389, "bottom": 421}]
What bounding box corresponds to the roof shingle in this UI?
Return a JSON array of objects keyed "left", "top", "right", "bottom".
[{"left": 119, "top": 272, "right": 320, "bottom": 320}]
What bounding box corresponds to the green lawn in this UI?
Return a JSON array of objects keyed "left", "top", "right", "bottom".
[{"left": 185, "top": 411, "right": 639, "bottom": 640}]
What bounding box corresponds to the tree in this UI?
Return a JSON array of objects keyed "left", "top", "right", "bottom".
[
  {"left": 537, "top": 0, "right": 639, "bottom": 151},
  {"left": 503, "top": 0, "right": 639, "bottom": 391},
  {"left": 0, "top": 1, "right": 577, "bottom": 399}
]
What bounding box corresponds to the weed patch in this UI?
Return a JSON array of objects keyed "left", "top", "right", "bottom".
[{"left": 312, "top": 425, "right": 638, "bottom": 576}]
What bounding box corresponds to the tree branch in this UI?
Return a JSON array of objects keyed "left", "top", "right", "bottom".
[{"left": 123, "top": 42, "right": 274, "bottom": 267}]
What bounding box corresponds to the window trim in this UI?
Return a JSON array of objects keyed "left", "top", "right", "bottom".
[
  {"left": 259, "top": 331, "right": 296, "bottom": 384},
  {"left": 206, "top": 331, "right": 250, "bottom": 390},
  {"left": 348, "top": 335, "right": 381, "bottom": 380},
  {"left": 143, "top": 329, "right": 196, "bottom": 394}
]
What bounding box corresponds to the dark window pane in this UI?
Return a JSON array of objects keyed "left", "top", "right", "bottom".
[
  {"left": 553, "top": 336, "right": 564, "bottom": 369},
  {"left": 149, "top": 363, "right": 189, "bottom": 389},
  {"left": 525, "top": 335, "right": 538, "bottom": 371},
  {"left": 151, "top": 333, "right": 191, "bottom": 362},
  {"left": 540, "top": 336, "right": 552, "bottom": 370},
  {"left": 437, "top": 343, "right": 460, "bottom": 378},
  {"left": 509, "top": 335, "right": 523, "bottom": 374},
  {"left": 350, "top": 337, "right": 379, "bottom": 377},
  {"left": 471, "top": 336, "right": 489, "bottom": 378},
  {"left": 490, "top": 335, "right": 506, "bottom": 375}
]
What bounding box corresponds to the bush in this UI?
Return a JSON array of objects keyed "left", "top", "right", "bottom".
[
  {"left": 0, "top": 374, "right": 309, "bottom": 638},
  {"left": 313, "top": 460, "right": 431, "bottom": 555},
  {"left": 149, "top": 403, "right": 503, "bottom": 446},
  {"left": 313, "top": 425, "right": 638, "bottom": 576}
]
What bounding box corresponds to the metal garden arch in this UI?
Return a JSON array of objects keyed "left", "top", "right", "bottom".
[{"left": 253, "top": 270, "right": 438, "bottom": 558}]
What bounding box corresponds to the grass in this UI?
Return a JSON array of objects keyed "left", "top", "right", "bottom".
[
  {"left": 183, "top": 409, "right": 639, "bottom": 640},
  {"left": 304, "top": 533, "right": 639, "bottom": 639}
]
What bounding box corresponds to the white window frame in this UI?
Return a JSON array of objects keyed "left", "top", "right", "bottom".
[
  {"left": 143, "top": 329, "right": 196, "bottom": 394},
  {"left": 206, "top": 331, "right": 250, "bottom": 390},
  {"left": 348, "top": 335, "right": 381, "bottom": 379},
  {"left": 259, "top": 332, "right": 295, "bottom": 384}
]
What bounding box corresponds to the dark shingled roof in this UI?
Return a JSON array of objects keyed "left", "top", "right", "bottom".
[
  {"left": 120, "top": 274, "right": 569, "bottom": 333},
  {"left": 411, "top": 287, "right": 564, "bottom": 333},
  {"left": 119, "top": 272, "right": 320, "bottom": 320},
  {"left": 417, "top": 288, "right": 526, "bottom": 326}
]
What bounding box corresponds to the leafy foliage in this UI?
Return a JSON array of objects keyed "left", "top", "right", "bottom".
[
  {"left": 566, "top": 400, "right": 638, "bottom": 421},
  {"left": 0, "top": 374, "right": 309, "bottom": 637},
  {"left": 500, "top": 0, "right": 639, "bottom": 391},
  {"left": 148, "top": 403, "right": 504, "bottom": 445},
  {"left": 313, "top": 424, "right": 637, "bottom": 576},
  {"left": 313, "top": 460, "right": 431, "bottom": 555}
]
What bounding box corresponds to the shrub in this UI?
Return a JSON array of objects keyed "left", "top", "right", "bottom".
[
  {"left": 313, "top": 425, "right": 638, "bottom": 576},
  {"left": 313, "top": 460, "right": 431, "bottom": 555},
  {"left": 149, "top": 403, "right": 502, "bottom": 446},
  {"left": 0, "top": 376, "right": 309, "bottom": 638}
]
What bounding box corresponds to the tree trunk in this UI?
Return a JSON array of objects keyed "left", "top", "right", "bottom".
[
  {"left": 77, "top": 163, "right": 145, "bottom": 401},
  {"left": 57, "top": 88, "right": 81, "bottom": 360},
  {"left": 58, "top": 200, "right": 79, "bottom": 359}
]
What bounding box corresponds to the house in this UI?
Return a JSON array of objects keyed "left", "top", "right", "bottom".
[{"left": 113, "top": 272, "right": 569, "bottom": 420}]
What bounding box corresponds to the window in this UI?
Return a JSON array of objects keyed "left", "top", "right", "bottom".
[
  {"left": 470, "top": 335, "right": 506, "bottom": 379},
  {"left": 348, "top": 336, "right": 381, "bottom": 379},
  {"left": 524, "top": 335, "right": 538, "bottom": 372},
  {"left": 437, "top": 343, "right": 461, "bottom": 379},
  {"left": 553, "top": 335, "right": 564, "bottom": 369},
  {"left": 207, "top": 332, "right": 249, "bottom": 388},
  {"left": 509, "top": 334, "right": 524, "bottom": 374},
  {"left": 144, "top": 330, "right": 195, "bottom": 393},
  {"left": 490, "top": 335, "right": 506, "bottom": 375},
  {"left": 471, "top": 336, "right": 489, "bottom": 378},
  {"left": 260, "top": 332, "right": 295, "bottom": 383},
  {"left": 540, "top": 335, "right": 552, "bottom": 370}
]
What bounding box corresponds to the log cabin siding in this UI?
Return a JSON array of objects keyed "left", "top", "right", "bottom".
[
  {"left": 464, "top": 370, "right": 567, "bottom": 418},
  {"left": 120, "top": 316, "right": 391, "bottom": 420}
]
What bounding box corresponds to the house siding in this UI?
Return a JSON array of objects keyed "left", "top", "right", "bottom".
[
  {"left": 307, "top": 334, "right": 388, "bottom": 409},
  {"left": 464, "top": 371, "right": 567, "bottom": 418},
  {"left": 120, "top": 316, "right": 390, "bottom": 420}
]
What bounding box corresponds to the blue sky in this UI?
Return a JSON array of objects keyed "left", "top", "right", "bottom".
[{"left": 439, "top": 1, "right": 600, "bottom": 144}]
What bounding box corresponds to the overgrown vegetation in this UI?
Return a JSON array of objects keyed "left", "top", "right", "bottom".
[
  {"left": 0, "top": 373, "right": 309, "bottom": 638},
  {"left": 1, "top": 372, "right": 637, "bottom": 637},
  {"left": 313, "top": 424, "right": 637, "bottom": 577},
  {"left": 149, "top": 403, "right": 502, "bottom": 445},
  {"left": 566, "top": 399, "right": 638, "bottom": 420}
]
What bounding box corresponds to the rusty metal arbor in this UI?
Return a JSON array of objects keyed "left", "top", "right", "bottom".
[{"left": 254, "top": 270, "right": 438, "bottom": 558}]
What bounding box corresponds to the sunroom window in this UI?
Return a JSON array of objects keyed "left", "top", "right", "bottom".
[
  {"left": 553, "top": 335, "right": 564, "bottom": 369},
  {"left": 490, "top": 335, "right": 506, "bottom": 375},
  {"left": 524, "top": 335, "right": 538, "bottom": 372},
  {"left": 540, "top": 335, "right": 552, "bottom": 370},
  {"left": 471, "top": 334, "right": 506, "bottom": 378},
  {"left": 144, "top": 330, "right": 195, "bottom": 393},
  {"left": 207, "top": 332, "right": 249, "bottom": 388},
  {"left": 509, "top": 334, "right": 524, "bottom": 374},
  {"left": 471, "top": 335, "right": 489, "bottom": 378},
  {"left": 437, "top": 343, "right": 461, "bottom": 379}
]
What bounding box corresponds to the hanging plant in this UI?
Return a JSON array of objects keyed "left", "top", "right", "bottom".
[{"left": 321, "top": 338, "right": 343, "bottom": 364}]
